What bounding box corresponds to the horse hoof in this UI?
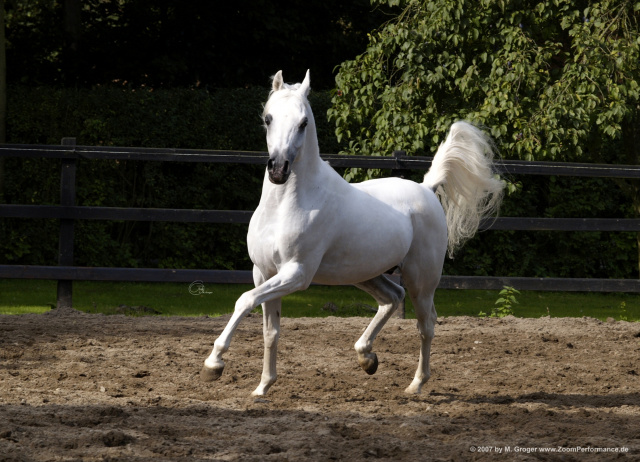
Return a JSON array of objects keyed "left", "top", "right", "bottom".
[
  {"left": 200, "top": 365, "right": 224, "bottom": 382},
  {"left": 404, "top": 383, "right": 421, "bottom": 395},
  {"left": 360, "top": 353, "right": 378, "bottom": 375}
]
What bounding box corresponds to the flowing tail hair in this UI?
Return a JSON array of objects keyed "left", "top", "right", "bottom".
[{"left": 424, "top": 121, "right": 504, "bottom": 257}]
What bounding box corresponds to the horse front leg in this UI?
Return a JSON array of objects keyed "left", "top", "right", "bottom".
[
  {"left": 201, "top": 263, "right": 309, "bottom": 394},
  {"left": 200, "top": 289, "right": 259, "bottom": 382},
  {"left": 252, "top": 298, "right": 281, "bottom": 396}
]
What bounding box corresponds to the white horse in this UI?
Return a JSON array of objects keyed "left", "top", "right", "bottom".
[{"left": 201, "top": 70, "right": 503, "bottom": 396}]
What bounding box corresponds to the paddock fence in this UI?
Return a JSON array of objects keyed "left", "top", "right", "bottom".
[{"left": 2, "top": 140, "right": 640, "bottom": 310}]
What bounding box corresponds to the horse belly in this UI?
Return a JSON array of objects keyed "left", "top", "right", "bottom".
[{"left": 312, "top": 213, "right": 413, "bottom": 285}]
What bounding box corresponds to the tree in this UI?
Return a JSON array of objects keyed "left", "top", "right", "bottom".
[{"left": 329, "top": 0, "right": 640, "bottom": 269}]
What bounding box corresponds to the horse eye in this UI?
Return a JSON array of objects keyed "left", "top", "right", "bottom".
[
  {"left": 264, "top": 114, "right": 272, "bottom": 126},
  {"left": 299, "top": 118, "right": 308, "bottom": 131}
]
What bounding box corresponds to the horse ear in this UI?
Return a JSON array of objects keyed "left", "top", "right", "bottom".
[
  {"left": 272, "top": 71, "right": 284, "bottom": 92},
  {"left": 298, "top": 69, "right": 311, "bottom": 97}
]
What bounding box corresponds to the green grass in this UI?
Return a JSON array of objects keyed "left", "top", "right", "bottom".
[{"left": 0, "top": 279, "right": 638, "bottom": 321}]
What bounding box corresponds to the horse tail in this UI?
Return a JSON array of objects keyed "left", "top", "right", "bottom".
[{"left": 423, "top": 121, "right": 504, "bottom": 258}]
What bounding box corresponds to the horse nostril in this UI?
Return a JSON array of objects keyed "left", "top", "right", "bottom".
[
  {"left": 267, "top": 158, "right": 274, "bottom": 172},
  {"left": 283, "top": 161, "right": 290, "bottom": 174}
]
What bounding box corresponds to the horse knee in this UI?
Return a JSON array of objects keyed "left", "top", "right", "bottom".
[
  {"left": 264, "top": 330, "right": 280, "bottom": 348},
  {"left": 235, "top": 292, "right": 257, "bottom": 313}
]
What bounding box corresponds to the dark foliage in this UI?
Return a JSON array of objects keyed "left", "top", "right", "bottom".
[{"left": 5, "top": 0, "right": 396, "bottom": 89}]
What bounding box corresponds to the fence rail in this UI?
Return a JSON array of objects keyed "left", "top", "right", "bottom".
[
  {"left": 2, "top": 204, "right": 640, "bottom": 231},
  {"left": 4, "top": 143, "right": 640, "bottom": 177},
  {"left": 1, "top": 141, "right": 640, "bottom": 311},
  {"left": 1, "top": 265, "right": 639, "bottom": 294}
]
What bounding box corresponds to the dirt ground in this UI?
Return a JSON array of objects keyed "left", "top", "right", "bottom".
[{"left": 1, "top": 309, "right": 639, "bottom": 461}]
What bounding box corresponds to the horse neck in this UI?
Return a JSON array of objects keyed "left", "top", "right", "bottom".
[
  {"left": 288, "top": 143, "right": 323, "bottom": 198},
  {"left": 297, "top": 120, "right": 323, "bottom": 178}
]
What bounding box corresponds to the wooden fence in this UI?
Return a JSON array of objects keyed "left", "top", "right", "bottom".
[{"left": 2, "top": 140, "right": 640, "bottom": 310}]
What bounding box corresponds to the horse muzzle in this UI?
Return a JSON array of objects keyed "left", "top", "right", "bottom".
[{"left": 267, "top": 158, "right": 291, "bottom": 185}]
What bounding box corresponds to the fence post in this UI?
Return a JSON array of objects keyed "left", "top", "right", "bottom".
[
  {"left": 391, "top": 150, "right": 408, "bottom": 179},
  {"left": 56, "top": 137, "right": 76, "bottom": 310}
]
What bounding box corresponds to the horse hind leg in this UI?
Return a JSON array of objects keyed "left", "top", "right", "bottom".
[
  {"left": 404, "top": 287, "right": 437, "bottom": 394},
  {"left": 353, "top": 275, "right": 405, "bottom": 375}
]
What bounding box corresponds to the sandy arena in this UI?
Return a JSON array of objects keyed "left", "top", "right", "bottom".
[{"left": 1, "top": 309, "right": 639, "bottom": 461}]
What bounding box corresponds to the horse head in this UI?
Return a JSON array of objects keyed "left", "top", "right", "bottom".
[{"left": 263, "top": 70, "right": 312, "bottom": 185}]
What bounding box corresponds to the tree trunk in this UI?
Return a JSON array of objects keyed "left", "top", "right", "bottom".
[
  {"left": 631, "top": 114, "right": 640, "bottom": 278},
  {"left": 63, "top": 0, "right": 81, "bottom": 84},
  {"left": 0, "top": 0, "right": 6, "bottom": 201},
  {"left": 624, "top": 108, "right": 640, "bottom": 277},
  {"left": 612, "top": 108, "right": 640, "bottom": 277},
  {"left": 633, "top": 184, "right": 640, "bottom": 278}
]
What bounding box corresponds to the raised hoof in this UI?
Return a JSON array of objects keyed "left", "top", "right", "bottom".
[
  {"left": 200, "top": 365, "right": 224, "bottom": 382},
  {"left": 360, "top": 353, "right": 379, "bottom": 375}
]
